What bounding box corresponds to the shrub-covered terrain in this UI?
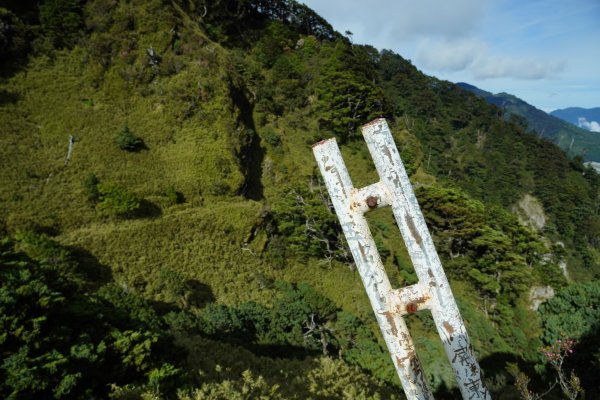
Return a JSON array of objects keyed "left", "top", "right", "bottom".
[{"left": 1, "top": 0, "right": 599, "bottom": 398}]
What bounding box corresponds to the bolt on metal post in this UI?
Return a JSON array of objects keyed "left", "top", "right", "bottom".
[{"left": 312, "top": 118, "right": 490, "bottom": 400}]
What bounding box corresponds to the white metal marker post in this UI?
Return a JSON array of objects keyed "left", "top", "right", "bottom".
[{"left": 312, "top": 118, "right": 490, "bottom": 400}]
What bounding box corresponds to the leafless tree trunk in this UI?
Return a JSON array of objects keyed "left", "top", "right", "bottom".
[{"left": 65, "top": 135, "right": 75, "bottom": 165}]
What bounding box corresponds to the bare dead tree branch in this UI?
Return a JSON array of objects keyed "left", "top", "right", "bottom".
[{"left": 65, "top": 135, "right": 75, "bottom": 165}]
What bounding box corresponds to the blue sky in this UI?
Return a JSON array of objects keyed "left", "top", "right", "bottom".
[{"left": 300, "top": 0, "right": 599, "bottom": 112}]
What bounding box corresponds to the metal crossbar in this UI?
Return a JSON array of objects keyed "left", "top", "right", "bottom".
[{"left": 312, "top": 118, "right": 490, "bottom": 400}]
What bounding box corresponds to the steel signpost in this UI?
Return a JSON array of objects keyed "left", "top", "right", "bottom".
[{"left": 312, "top": 118, "right": 490, "bottom": 400}]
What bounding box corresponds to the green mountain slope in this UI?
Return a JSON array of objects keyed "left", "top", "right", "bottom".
[
  {"left": 1, "top": 1, "right": 599, "bottom": 399},
  {"left": 457, "top": 82, "right": 600, "bottom": 161}
]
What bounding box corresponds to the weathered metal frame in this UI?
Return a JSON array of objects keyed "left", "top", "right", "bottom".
[{"left": 312, "top": 118, "right": 490, "bottom": 400}]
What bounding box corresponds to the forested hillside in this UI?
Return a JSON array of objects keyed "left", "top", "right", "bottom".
[
  {"left": 1, "top": 1, "right": 599, "bottom": 399},
  {"left": 457, "top": 83, "right": 600, "bottom": 162}
]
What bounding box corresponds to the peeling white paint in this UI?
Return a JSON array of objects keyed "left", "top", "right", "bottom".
[{"left": 313, "top": 118, "right": 490, "bottom": 400}]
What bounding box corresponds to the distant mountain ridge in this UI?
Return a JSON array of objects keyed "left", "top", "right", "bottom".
[
  {"left": 551, "top": 107, "right": 600, "bottom": 132},
  {"left": 457, "top": 82, "right": 600, "bottom": 161}
]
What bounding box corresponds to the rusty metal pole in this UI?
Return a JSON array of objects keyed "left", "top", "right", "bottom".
[{"left": 312, "top": 118, "right": 490, "bottom": 400}]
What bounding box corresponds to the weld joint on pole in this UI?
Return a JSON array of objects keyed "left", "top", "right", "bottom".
[
  {"left": 350, "top": 182, "right": 392, "bottom": 214},
  {"left": 387, "top": 283, "right": 432, "bottom": 316}
]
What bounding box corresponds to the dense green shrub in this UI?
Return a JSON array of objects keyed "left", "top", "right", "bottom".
[
  {"left": 538, "top": 281, "right": 600, "bottom": 344},
  {"left": 96, "top": 183, "right": 140, "bottom": 218},
  {"left": 115, "top": 125, "right": 144, "bottom": 151},
  {"left": 83, "top": 173, "right": 100, "bottom": 202},
  {"left": 210, "top": 181, "right": 231, "bottom": 196},
  {"left": 0, "top": 235, "right": 182, "bottom": 399},
  {"left": 0, "top": 8, "right": 29, "bottom": 63},
  {"left": 165, "top": 186, "right": 184, "bottom": 205},
  {"left": 271, "top": 184, "right": 350, "bottom": 264},
  {"left": 39, "top": 0, "right": 85, "bottom": 48},
  {"left": 538, "top": 281, "right": 600, "bottom": 397},
  {"left": 262, "top": 127, "right": 282, "bottom": 147}
]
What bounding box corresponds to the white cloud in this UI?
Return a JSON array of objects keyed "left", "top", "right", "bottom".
[
  {"left": 415, "top": 37, "right": 565, "bottom": 80},
  {"left": 578, "top": 117, "right": 600, "bottom": 132},
  {"left": 301, "top": 0, "right": 486, "bottom": 47},
  {"left": 384, "top": 0, "right": 487, "bottom": 38},
  {"left": 416, "top": 37, "right": 485, "bottom": 71},
  {"left": 471, "top": 57, "right": 565, "bottom": 80}
]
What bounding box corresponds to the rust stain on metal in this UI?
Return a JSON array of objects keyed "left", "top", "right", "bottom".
[
  {"left": 383, "top": 311, "right": 397, "bottom": 336},
  {"left": 396, "top": 356, "right": 412, "bottom": 370},
  {"left": 443, "top": 321, "right": 455, "bottom": 335},
  {"left": 366, "top": 195, "right": 379, "bottom": 208},
  {"left": 395, "top": 346, "right": 416, "bottom": 367},
  {"left": 396, "top": 352, "right": 415, "bottom": 365},
  {"left": 406, "top": 302, "right": 418, "bottom": 314},
  {"left": 312, "top": 138, "right": 335, "bottom": 148},
  {"left": 362, "top": 117, "right": 386, "bottom": 128},
  {"left": 405, "top": 214, "right": 422, "bottom": 245},
  {"left": 417, "top": 292, "right": 430, "bottom": 304},
  {"left": 401, "top": 332, "right": 414, "bottom": 349}
]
